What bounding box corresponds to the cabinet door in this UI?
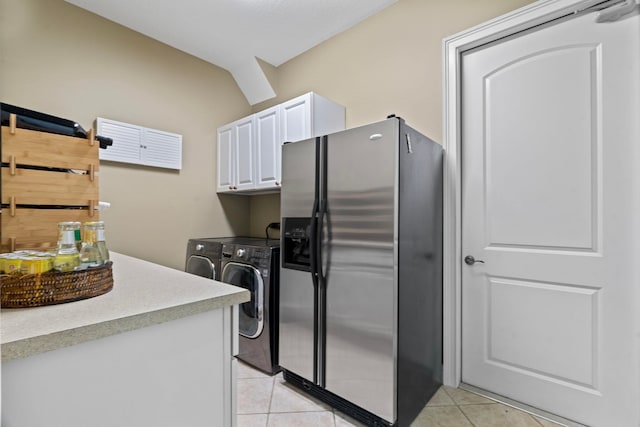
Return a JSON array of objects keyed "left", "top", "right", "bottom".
[
  {"left": 281, "top": 93, "right": 312, "bottom": 144},
  {"left": 141, "top": 128, "right": 182, "bottom": 170},
  {"left": 234, "top": 116, "right": 255, "bottom": 191},
  {"left": 97, "top": 118, "right": 143, "bottom": 165},
  {"left": 217, "top": 125, "right": 235, "bottom": 193},
  {"left": 98, "top": 118, "right": 183, "bottom": 170},
  {"left": 255, "top": 106, "right": 281, "bottom": 190}
]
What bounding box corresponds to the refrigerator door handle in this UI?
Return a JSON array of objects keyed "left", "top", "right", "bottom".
[
  {"left": 317, "top": 207, "right": 326, "bottom": 283},
  {"left": 310, "top": 136, "right": 322, "bottom": 384},
  {"left": 318, "top": 134, "right": 329, "bottom": 284},
  {"left": 310, "top": 204, "right": 319, "bottom": 285},
  {"left": 317, "top": 135, "right": 328, "bottom": 388},
  {"left": 309, "top": 136, "right": 322, "bottom": 285}
]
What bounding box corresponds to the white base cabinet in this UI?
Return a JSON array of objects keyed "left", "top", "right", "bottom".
[
  {"left": 217, "top": 92, "right": 345, "bottom": 194},
  {"left": 2, "top": 307, "right": 239, "bottom": 427}
]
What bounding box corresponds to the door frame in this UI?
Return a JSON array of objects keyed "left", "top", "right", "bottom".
[{"left": 441, "top": 0, "right": 610, "bottom": 387}]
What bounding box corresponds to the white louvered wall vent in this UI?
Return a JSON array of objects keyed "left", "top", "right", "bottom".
[{"left": 97, "top": 118, "right": 182, "bottom": 170}]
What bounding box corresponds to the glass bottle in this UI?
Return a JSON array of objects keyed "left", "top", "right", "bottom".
[
  {"left": 79, "top": 222, "right": 105, "bottom": 267},
  {"left": 53, "top": 222, "right": 81, "bottom": 272},
  {"left": 74, "top": 227, "right": 82, "bottom": 251},
  {"left": 94, "top": 221, "right": 110, "bottom": 263}
]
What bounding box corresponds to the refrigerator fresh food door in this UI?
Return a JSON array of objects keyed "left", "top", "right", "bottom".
[
  {"left": 279, "top": 137, "right": 319, "bottom": 383},
  {"left": 323, "top": 119, "right": 398, "bottom": 423}
]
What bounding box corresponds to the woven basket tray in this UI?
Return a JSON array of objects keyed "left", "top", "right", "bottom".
[{"left": 1, "top": 262, "right": 114, "bottom": 308}]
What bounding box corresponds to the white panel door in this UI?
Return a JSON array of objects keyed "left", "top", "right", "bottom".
[
  {"left": 233, "top": 117, "right": 255, "bottom": 191},
  {"left": 255, "top": 105, "right": 281, "bottom": 189},
  {"left": 217, "top": 125, "right": 234, "bottom": 192},
  {"left": 281, "top": 93, "right": 311, "bottom": 143},
  {"left": 461, "top": 9, "right": 639, "bottom": 427}
]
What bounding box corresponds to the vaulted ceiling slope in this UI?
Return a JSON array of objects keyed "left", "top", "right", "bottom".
[{"left": 65, "top": 0, "right": 397, "bottom": 105}]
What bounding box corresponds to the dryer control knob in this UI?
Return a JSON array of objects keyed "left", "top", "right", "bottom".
[
  {"left": 236, "top": 248, "right": 246, "bottom": 258},
  {"left": 195, "top": 244, "right": 204, "bottom": 251}
]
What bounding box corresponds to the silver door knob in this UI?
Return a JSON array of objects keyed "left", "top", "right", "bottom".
[{"left": 464, "top": 255, "right": 485, "bottom": 265}]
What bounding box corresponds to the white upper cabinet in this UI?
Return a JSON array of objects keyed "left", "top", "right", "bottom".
[
  {"left": 97, "top": 118, "right": 182, "bottom": 170},
  {"left": 281, "top": 92, "right": 347, "bottom": 143},
  {"left": 255, "top": 105, "right": 281, "bottom": 190},
  {"left": 216, "top": 125, "right": 234, "bottom": 193},
  {"left": 217, "top": 92, "right": 345, "bottom": 194},
  {"left": 217, "top": 116, "right": 256, "bottom": 192},
  {"left": 234, "top": 116, "right": 256, "bottom": 191},
  {"left": 281, "top": 95, "right": 309, "bottom": 144}
]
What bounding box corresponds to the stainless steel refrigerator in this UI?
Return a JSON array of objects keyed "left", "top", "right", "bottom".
[{"left": 279, "top": 116, "right": 443, "bottom": 426}]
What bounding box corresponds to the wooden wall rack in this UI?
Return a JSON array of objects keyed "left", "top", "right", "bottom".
[{"left": 1, "top": 113, "right": 100, "bottom": 252}]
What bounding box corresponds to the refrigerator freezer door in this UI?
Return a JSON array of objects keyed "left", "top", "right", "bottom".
[
  {"left": 279, "top": 138, "right": 318, "bottom": 382},
  {"left": 323, "top": 119, "right": 398, "bottom": 422}
]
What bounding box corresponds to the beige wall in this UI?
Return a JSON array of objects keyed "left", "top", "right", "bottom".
[
  {"left": 249, "top": 0, "right": 535, "bottom": 234},
  {"left": 1, "top": 0, "right": 534, "bottom": 268},
  {"left": 0, "top": 0, "right": 253, "bottom": 269}
]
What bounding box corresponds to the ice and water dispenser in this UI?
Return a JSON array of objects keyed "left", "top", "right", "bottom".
[{"left": 281, "top": 217, "right": 311, "bottom": 272}]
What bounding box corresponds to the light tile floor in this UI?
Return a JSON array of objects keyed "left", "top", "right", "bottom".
[{"left": 237, "top": 361, "right": 564, "bottom": 427}]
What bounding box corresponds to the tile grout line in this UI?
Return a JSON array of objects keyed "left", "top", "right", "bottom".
[
  {"left": 247, "top": 366, "right": 557, "bottom": 427},
  {"left": 443, "top": 387, "right": 554, "bottom": 427},
  {"left": 456, "top": 402, "right": 549, "bottom": 427},
  {"left": 456, "top": 403, "right": 478, "bottom": 427},
  {"left": 441, "top": 385, "right": 484, "bottom": 427},
  {"left": 265, "top": 374, "right": 277, "bottom": 426},
  {"left": 531, "top": 412, "right": 547, "bottom": 427}
]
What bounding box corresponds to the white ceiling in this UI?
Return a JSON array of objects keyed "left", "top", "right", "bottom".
[{"left": 65, "top": 0, "right": 397, "bottom": 105}]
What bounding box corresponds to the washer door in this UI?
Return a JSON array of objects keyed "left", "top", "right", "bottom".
[
  {"left": 221, "top": 262, "right": 264, "bottom": 338},
  {"left": 186, "top": 255, "right": 216, "bottom": 279}
]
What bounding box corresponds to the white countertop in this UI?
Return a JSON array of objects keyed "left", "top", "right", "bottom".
[{"left": 1, "top": 252, "right": 249, "bottom": 362}]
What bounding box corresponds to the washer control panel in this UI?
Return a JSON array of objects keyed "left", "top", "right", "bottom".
[{"left": 222, "top": 243, "right": 274, "bottom": 277}]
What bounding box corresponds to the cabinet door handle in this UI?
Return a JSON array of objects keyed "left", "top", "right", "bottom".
[
  {"left": 275, "top": 181, "right": 280, "bottom": 186},
  {"left": 229, "top": 186, "right": 233, "bottom": 190}
]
